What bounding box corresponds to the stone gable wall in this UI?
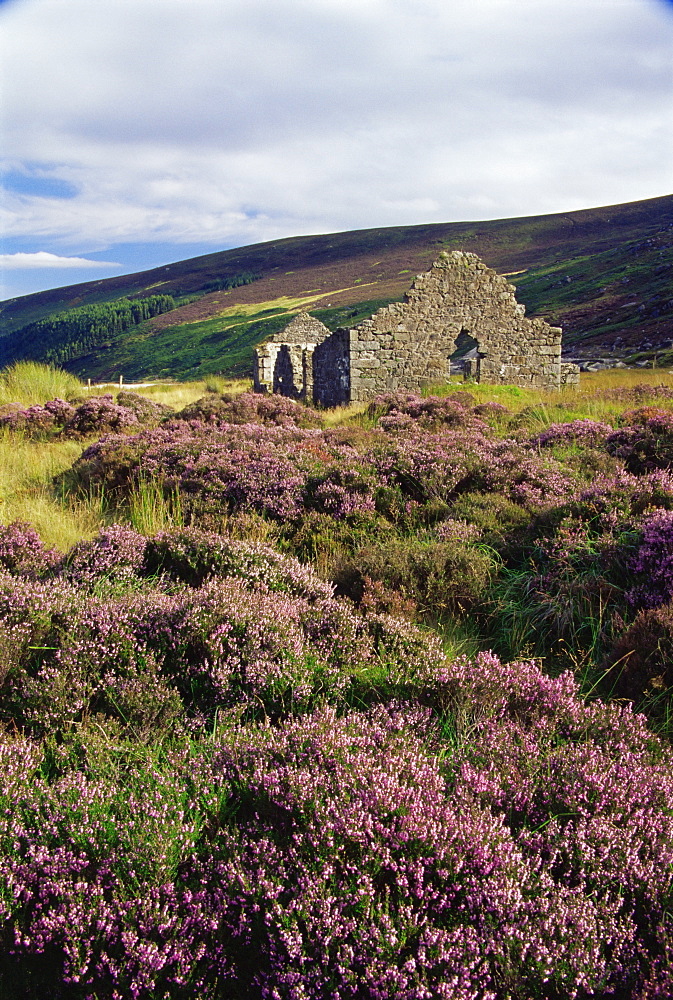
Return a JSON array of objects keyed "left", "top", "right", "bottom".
[
  {"left": 253, "top": 252, "right": 579, "bottom": 404},
  {"left": 253, "top": 312, "right": 331, "bottom": 399}
]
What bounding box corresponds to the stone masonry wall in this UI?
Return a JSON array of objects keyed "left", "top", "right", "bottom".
[
  {"left": 313, "top": 329, "right": 350, "bottom": 407},
  {"left": 345, "top": 251, "right": 568, "bottom": 402},
  {"left": 253, "top": 252, "right": 578, "bottom": 404},
  {"left": 253, "top": 312, "right": 331, "bottom": 399}
]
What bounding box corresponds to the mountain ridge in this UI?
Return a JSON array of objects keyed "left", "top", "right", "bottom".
[{"left": 1, "top": 194, "right": 671, "bottom": 381}]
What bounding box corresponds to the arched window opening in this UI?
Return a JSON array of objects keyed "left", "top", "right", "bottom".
[{"left": 451, "top": 329, "right": 481, "bottom": 380}]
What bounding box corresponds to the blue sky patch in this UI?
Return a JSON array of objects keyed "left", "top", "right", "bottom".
[{"left": 1, "top": 170, "right": 78, "bottom": 200}]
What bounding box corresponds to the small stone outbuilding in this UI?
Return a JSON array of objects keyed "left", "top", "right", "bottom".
[{"left": 253, "top": 251, "right": 579, "bottom": 405}]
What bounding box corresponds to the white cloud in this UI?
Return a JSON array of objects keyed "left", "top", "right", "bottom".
[
  {"left": 0, "top": 0, "right": 671, "bottom": 260},
  {"left": 0, "top": 252, "right": 120, "bottom": 269}
]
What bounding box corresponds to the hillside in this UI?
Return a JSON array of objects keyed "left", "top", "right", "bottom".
[{"left": 1, "top": 193, "right": 671, "bottom": 381}]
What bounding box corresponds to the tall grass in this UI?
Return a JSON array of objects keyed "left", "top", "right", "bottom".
[
  {"left": 0, "top": 361, "right": 83, "bottom": 406},
  {"left": 126, "top": 477, "right": 184, "bottom": 536},
  {"left": 0, "top": 429, "right": 104, "bottom": 549},
  {"left": 426, "top": 369, "right": 673, "bottom": 425},
  {"left": 86, "top": 377, "right": 253, "bottom": 411}
]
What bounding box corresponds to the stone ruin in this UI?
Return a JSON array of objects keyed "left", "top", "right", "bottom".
[{"left": 253, "top": 251, "right": 580, "bottom": 405}]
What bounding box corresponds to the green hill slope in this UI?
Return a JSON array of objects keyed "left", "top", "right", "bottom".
[{"left": 1, "top": 194, "right": 671, "bottom": 381}]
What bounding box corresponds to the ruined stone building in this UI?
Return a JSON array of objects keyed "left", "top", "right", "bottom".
[{"left": 253, "top": 251, "right": 579, "bottom": 405}]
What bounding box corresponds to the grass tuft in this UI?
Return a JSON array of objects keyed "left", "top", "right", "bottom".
[{"left": 0, "top": 361, "right": 83, "bottom": 406}]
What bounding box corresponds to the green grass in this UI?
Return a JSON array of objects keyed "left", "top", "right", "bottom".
[
  {"left": 0, "top": 365, "right": 251, "bottom": 549},
  {"left": 126, "top": 477, "right": 184, "bottom": 536},
  {"left": 0, "top": 428, "right": 103, "bottom": 550},
  {"left": 0, "top": 361, "right": 83, "bottom": 406}
]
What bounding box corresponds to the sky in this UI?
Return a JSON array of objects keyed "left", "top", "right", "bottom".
[{"left": 1, "top": 0, "right": 672, "bottom": 302}]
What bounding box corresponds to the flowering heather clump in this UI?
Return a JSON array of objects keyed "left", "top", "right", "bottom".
[
  {"left": 62, "top": 393, "right": 141, "bottom": 438},
  {"left": 435, "top": 517, "right": 482, "bottom": 543},
  {"left": 70, "top": 405, "right": 578, "bottom": 541},
  {"left": 307, "top": 463, "right": 379, "bottom": 518},
  {"left": 116, "top": 390, "right": 172, "bottom": 423},
  {"left": 370, "top": 391, "right": 484, "bottom": 431},
  {"left": 59, "top": 523, "right": 148, "bottom": 587},
  {"left": 471, "top": 400, "right": 511, "bottom": 425},
  {"left": 0, "top": 393, "right": 167, "bottom": 440},
  {"left": 177, "top": 390, "right": 323, "bottom": 428},
  {"left": 530, "top": 418, "right": 613, "bottom": 450},
  {"left": 573, "top": 469, "right": 673, "bottom": 526},
  {"left": 0, "top": 521, "right": 60, "bottom": 577},
  {"left": 370, "top": 424, "right": 574, "bottom": 511},
  {"left": 606, "top": 406, "right": 673, "bottom": 473},
  {"left": 0, "top": 562, "right": 447, "bottom": 733},
  {"left": 0, "top": 654, "right": 672, "bottom": 998},
  {"left": 0, "top": 398, "right": 76, "bottom": 437},
  {"left": 11, "top": 377, "right": 673, "bottom": 995},
  {"left": 74, "top": 421, "right": 319, "bottom": 519},
  {"left": 591, "top": 383, "right": 673, "bottom": 404},
  {"left": 627, "top": 509, "right": 673, "bottom": 609},
  {"left": 144, "top": 526, "right": 334, "bottom": 600}
]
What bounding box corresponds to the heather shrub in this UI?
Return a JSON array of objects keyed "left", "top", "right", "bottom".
[
  {"left": 335, "top": 534, "right": 494, "bottom": 617},
  {"left": 471, "top": 399, "right": 511, "bottom": 426},
  {"left": 370, "top": 424, "right": 574, "bottom": 512},
  {"left": 58, "top": 524, "right": 148, "bottom": 587},
  {"left": 566, "top": 469, "right": 673, "bottom": 526},
  {"left": 603, "top": 601, "right": 673, "bottom": 705},
  {"left": 62, "top": 394, "right": 141, "bottom": 438},
  {"left": 177, "top": 390, "right": 323, "bottom": 428},
  {"left": 368, "top": 391, "right": 483, "bottom": 431},
  {"left": 0, "top": 521, "right": 60, "bottom": 577},
  {"left": 67, "top": 427, "right": 163, "bottom": 493},
  {"left": 0, "top": 398, "right": 75, "bottom": 437},
  {"left": 67, "top": 410, "right": 578, "bottom": 542},
  {"left": 554, "top": 444, "right": 624, "bottom": 483},
  {"left": 435, "top": 517, "right": 482, "bottom": 543},
  {"left": 0, "top": 655, "right": 671, "bottom": 997},
  {"left": 606, "top": 406, "right": 673, "bottom": 473},
  {"left": 304, "top": 461, "right": 379, "bottom": 518},
  {"left": 357, "top": 574, "right": 419, "bottom": 619},
  {"left": 116, "top": 390, "right": 172, "bottom": 423},
  {"left": 74, "top": 421, "right": 323, "bottom": 520},
  {"left": 478, "top": 462, "right": 673, "bottom": 672},
  {"left": 591, "top": 382, "right": 673, "bottom": 404},
  {"left": 144, "top": 526, "right": 334, "bottom": 600},
  {"left": 626, "top": 509, "right": 673, "bottom": 609},
  {"left": 0, "top": 392, "right": 167, "bottom": 441},
  {"left": 0, "top": 566, "right": 448, "bottom": 734},
  {"left": 529, "top": 417, "right": 613, "bottom": 450}
]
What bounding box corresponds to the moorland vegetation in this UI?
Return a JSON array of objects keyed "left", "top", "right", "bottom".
[{"left": 0, "top": 362, "right": 672, "bottom": 997}]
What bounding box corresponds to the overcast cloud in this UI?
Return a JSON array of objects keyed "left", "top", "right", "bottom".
[{"left": 1, "top": 0, "right": 672, "bottom": 299}]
